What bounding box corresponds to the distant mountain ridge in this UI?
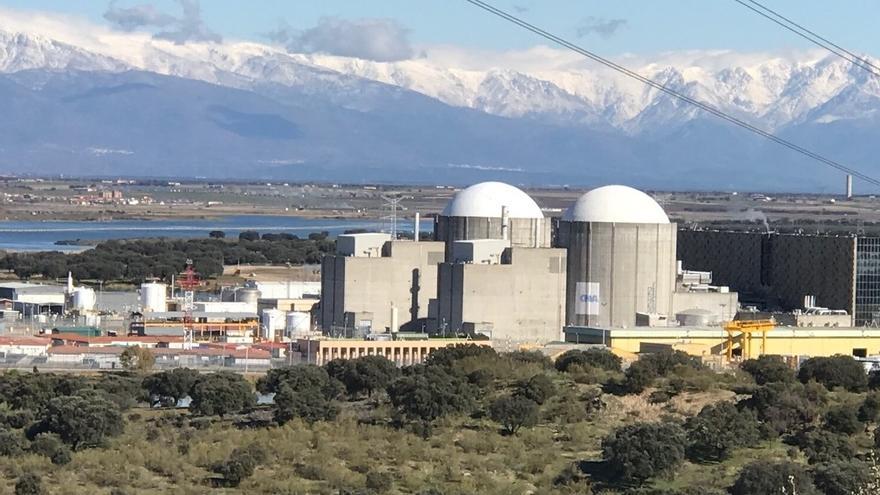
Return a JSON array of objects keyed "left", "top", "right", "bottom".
[{"left": 0, "top": 29, "right": 879, "bottom": 191}]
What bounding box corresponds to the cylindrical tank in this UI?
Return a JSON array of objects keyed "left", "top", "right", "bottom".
[
  {"left": 235, "top": 288, "right": 260, "bottom": 306},
  {"left": 72, "top": 287, "right": 97, "bottom": 312},
  {"left": 141, "top": 283, "right": 168, "bottom": 313},
  {"left": 675, "top": 309, "right": 716, "bottom": 327},
  {"left": 285, "top": 311, "right": 310, "bottom": 334},
  {"left": 220, "top": 287, "right": 236, "bottom": 302}
]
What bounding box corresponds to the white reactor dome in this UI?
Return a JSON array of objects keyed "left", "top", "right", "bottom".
[
  {"left": 562, "top": 185, "right": 669, "bottom": 224},
  {"left": 441, "top": 182, "right": 544, "bottom": 219}
]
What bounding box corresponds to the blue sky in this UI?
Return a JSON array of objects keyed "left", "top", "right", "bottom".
[{"left": 3, "top": 0, "right": 879, "bottom": 56}]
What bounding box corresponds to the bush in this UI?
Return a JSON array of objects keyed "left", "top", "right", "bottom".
[
  {"left": 619, "top": 360, "right": 657, "bottom": 394},
  {"left": 387, "top": 365, "right": 476, "bottom": 423},
  {"left": 791, "top": 429, "right": 855, "bottom": 464},
  {"left": 730, "top": 460, "right": 819, "bottom": 495},
  {"left": 424, "top": 344, "right": 496, "bottom": 369},
  {"left": 365, "top": 471, "right": 393, "bottom": 492},
  {"left": 513, "top": 374, "right": 556, "bottom": 405},
  {"left": 28, "top": 394, "right": 123, "bottom": 450},
  {"left": 189, "top": 372, "right": 255, "bottom": 417},
  {"left": 326, "top": 355, "right": 400, "bottom": 398},
  {"left": 602, "top": 421, "right": 687, "bottom": 484},
  {"left": 506, "top": 350, "right": 553, "bottom": 369},
  {"left": 858, "top": 391, "right": 880, "bottom": 423},
  {"left": 143, "top": 368, "right": 199, "bottom": 407},
  {"left": 257, "top": 365, "right": 343, "bottom": 400},
  {"left": 0, "top": 429, "right": 27, "bottom": 456},
  {"left": 489, "top": 395, "right": 539, "bottom": 435},
  {"left": 811, "top": 460, "right": 872, "bottom": 495},
  {"left": 797, "top": 355, "right": 867, "bottom": 392},
  {"left": 684, "top": 402, "right": 761, "bottom": 462},
  {"left": 740, "top": 381, "right": 825, "bottom": 435},
  {"left": 555, "top": 348, "right": 622, "bottom": 373},
  {"left": 14, "top": 473, "right": 43, "bottom": 495},
  {"left": 741, "top": 355, "right": 795, "bottom": 385},
  {"left": 212, "top": 455, "right": 256, "bottom": 487},
  {"left": 823, "top": 404, "right": 863, "bottom": 435},
  {"left": 274, "top": 384, "right": 338, "bottom": 425}
]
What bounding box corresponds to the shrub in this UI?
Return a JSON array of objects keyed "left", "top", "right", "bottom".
[
  {"left": 27, "top": 394, "right": 123, "bottom": 450},
  {"left": 513, "top": 374, "right": 556, "bottom": 405},
  {"left": 274, "top": 384, "right": 338, "bottom": 425},
  {"left": 119, "top": 346, "right": 155, "bottom": 372},
  {"left": 424, "top": 344, "right": 496, "bottom": 369},
  {"left": 212, "top": 456, "right": 256, "bottom": 487},
  {"left": 740, "top": 381, "right": 824, "bottom": 435},
  {"left": 811, "top": 460, "right": 872, "bottom": 495},
  {"left": 741, "top": 355, "right": 795, "bottom": 385},
  {"left": 791, "top": 429, "right": 855, "bottom": 464},
  {"left": 142, "top": 368, "right": 199, "bottom": 407},
  {"left": 0, "top": 429, "right": 27, "bottom": 456},
  {"left": 326, "top": 355, "right": 400, "bottom": 398},
  {"left": 555, "top": 348, "right": 622, "bottom": 373},
  {"left": 489, "top": 395, "right": 539, "bottom": 435},
  {"left": 387, "top": 365, "right": 476, "bottom": 423},
  {"left": 823, "top": 404, "right": 863, "bottom": 435},
  {"left": 640, "top": 350, "right": 703, "bottom": 376},
  {"left": 365, "top": 471, "right": 393, "bottom": 492},
  {"left": 601, "top": 421, "right": 687, "bottom": 484},
  {"left": 619, "top": 360, "right": 657, "bottom": 394},
  {"left": 730, "top": 460, "right": 819, "bottom": 495},
  {"left": 257, "top": 365, "right": 343, "bottom": 400},
  {"left": 506, "top": 350, "right": 553, "bottom": 369},
  {"left": 858, "top": 391, "right": 880, "bottom": 424},
  {"left": 14, "top": 473, "right": 43, "bottom": 495},
  {"left": 797, "top": 355, "right": 867, "bottom": 392},
  {"left": 684, "top": 402, "right": 761, "bottom": 462},
  {"left": 189, "top": 372, "right": 254, "bottom": 417}
]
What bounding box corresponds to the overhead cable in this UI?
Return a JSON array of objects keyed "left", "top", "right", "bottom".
[{"left": 462, "top": 0, "right": 880, "bottom": 186}]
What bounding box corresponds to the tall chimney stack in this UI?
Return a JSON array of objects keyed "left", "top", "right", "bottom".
[{"left": 414, "top": 212, "right": 420, "bottom": 242}]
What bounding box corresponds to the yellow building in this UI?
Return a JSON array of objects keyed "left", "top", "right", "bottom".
[
  {"left": 297, "top": 338, "right": 491, "bottom": 366},
  {"left": 565, "top": 326, "right": 880, "bottom": 359}
]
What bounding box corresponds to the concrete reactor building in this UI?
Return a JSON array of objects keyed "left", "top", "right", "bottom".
[
  {"left": 320, "top": 233, "right": 446, "bottom": 335},
  {"left": 556, "top": 185, "right": 678, "bottom": 328},
  {"left": 432, "top": 183, "right": 566, "bottom": 345},
  {"left": 433, "top": 181, "right": 552, "bottom": 257}
]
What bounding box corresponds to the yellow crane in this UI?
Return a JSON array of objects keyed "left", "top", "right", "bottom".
[{"left": 723, "top": 319, "right": 775, "bottom": 360}]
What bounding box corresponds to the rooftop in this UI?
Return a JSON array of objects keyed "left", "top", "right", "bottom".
[{"left": 442, "top": 182, "right": 543, "bottom": 219}]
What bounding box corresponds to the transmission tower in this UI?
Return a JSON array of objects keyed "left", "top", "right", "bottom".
[
  {"left": 381, "top": 195, "right": 404, "bottom": 239},
  {"left": 177, "top": 259, "right": 200, "bottom": 350}
]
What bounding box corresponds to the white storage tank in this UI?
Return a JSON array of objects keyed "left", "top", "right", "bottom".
[
  {"left": 235, "top": 288, "right": 260, "bottom": 306},
  {"left": 72, "top": 287, "right": 97, "bottom": 312},
  {"left": 261, "top": 309, "right": 285, "bottom": 340},
  {"left": 141, "top": 283, "right": 168, "bottom": 313},
  {"left": 285, "top": 311, "right": 311, "bottom": 334}
]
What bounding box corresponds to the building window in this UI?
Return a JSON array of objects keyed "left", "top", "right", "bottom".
[
  {"left": 853, "top": 348, "right": 868, "bottom": 358},
  {"left": 856, "top": 237, "right": 880, "bottom": 326}
]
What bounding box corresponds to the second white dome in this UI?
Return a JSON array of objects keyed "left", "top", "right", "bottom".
[{"left": 562, "top": 185, "right": 669, "bottom": 224}]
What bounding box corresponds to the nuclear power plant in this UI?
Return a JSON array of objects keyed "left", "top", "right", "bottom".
[{"left": 316, "top": 181, "right": 880, "bottom": 360}]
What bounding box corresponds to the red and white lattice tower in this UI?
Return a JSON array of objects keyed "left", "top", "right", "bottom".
[{"left": 178, "top": 259, "right": 200, "bottom": 350}]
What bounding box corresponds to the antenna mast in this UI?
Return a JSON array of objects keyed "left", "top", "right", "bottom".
[
  {"left": 381, "top": 195, "right": 404, "bottom": 239},
  {"left": 178, "top": 259, "right": 200, "bottom": 350}
]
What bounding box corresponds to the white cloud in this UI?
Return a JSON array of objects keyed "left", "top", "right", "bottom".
[{"left": 268, "top": 17, "right": 416, "bottom": 62}]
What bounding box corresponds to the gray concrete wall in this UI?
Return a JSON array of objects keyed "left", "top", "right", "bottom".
[
  {"left": 434, "top": 215, "right": 551, "bottom": 259},
  {"left": 435, "top": 247, "right": 567, "bottom": 344},
  {"left": 677, "top": 230, "right": 855, "bottom": 314},
  {"left": 558, "top": 221, "right": 677, "bottom": 328},
  {"left": 319, "top": 241, "right": 445, "bottom": 333},
  {"left": 671, "top": 291, "right": 739, "bottom": 322}
]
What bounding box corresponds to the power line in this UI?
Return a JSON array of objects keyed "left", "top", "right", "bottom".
[
  {"left": 462, "top": 0, "right": 880, "bottom": 187},
  {"left": 733, "top": 0, "right": 880, "bottom": 77}
]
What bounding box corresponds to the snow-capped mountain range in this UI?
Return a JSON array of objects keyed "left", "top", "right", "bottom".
[{"left": 1, "top": 27, "right": 879, "bottom": 191}]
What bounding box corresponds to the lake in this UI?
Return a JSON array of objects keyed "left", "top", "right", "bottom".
[{"left": 0, "top": 215, "right": 430, "bottom": 252}]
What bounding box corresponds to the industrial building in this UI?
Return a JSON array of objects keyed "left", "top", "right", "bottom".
[
  {"left": 320, "top": 233, "right": 446, "bottom": 334},
  {"left": 299, "top": 338, "right": 490, "bottom": 366},
  {"left": 677, "top": 230, "right": 869, "bottom": 325}
]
